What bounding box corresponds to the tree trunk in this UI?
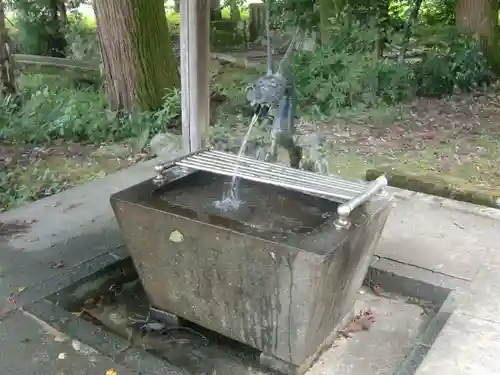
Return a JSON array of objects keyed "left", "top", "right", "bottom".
[
  {"left": 0, "top": 0, "right": 16, "bottom": 97},
  {"left": 374, "top": 0, "right": 389, "bottom": 58},
  {"left": 58, "top": 0, "right": 67, "bottom": 25},
  {"left": 228, "top": 0, "right": 240, "bottom": 22},
  {"left": 94, "top": 0, "right": 180, "bottom": 111},
  {"left": 456, "top": 0, "right": 500, "bottom": 72},
  {"left": 210, "top": 0, "right": 222, "bottom": 20},
  {"left": 48, "top": 0, "right": 67, "bottom": 57},
  {"left": 399, "top": 0, "right": 423, "bottom": 62}
]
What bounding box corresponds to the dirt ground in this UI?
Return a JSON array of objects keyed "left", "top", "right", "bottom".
[
  {"left": 294, "top": 92, "right": 500, "bottom": 203},
  {"left": 0, "top": 141, "right": 151, "bottom": 212}
]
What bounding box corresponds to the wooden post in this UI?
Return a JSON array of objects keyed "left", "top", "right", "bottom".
[{"left": 180, "top": 0, "right": 211, "bottom": 152}]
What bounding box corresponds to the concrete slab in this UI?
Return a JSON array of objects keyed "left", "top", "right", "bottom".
[
  {"left": 377, "top": 190, "right": 500, "bottom": 281},
  {"left": 0, "top": 309, "right": 137, "bottom": 375},
  {"left": 1, "top": 152, "right": 499, "bottom": 375},
  {"left": 458, "top": 263, "right": 500, "bottom": 324},
  {"left": 415, "top": 312, "right": 500, "bottom": 375},
  {"left": 306, "top": 287, "right": 426, "bottom": 375},
  {"left": 2, "top": 152, "right": 183, "bottom": 252}
]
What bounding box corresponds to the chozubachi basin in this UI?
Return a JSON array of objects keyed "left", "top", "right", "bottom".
[{"left": 110, "top": 149, "right": 392, "bottom": 370}]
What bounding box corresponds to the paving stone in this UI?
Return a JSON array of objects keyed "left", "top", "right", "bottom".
[
  {"left": 416, "top": 312, "right": 500, "bottom": 375},
  {"left": 377, "top": 195, "right": 500, "bottom": 280},
  {"left": 0, "top": 310, "right": 137, "bottom": 375},
  {"left": 458, "top": 263, "right": 500, "bottom": 324}
]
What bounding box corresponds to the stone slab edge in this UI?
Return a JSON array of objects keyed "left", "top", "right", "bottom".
[
  {"left": 370, "top": 257, "right": 469, "bottom": 305},
  {"left": 388, "top": 185, "right": 500, "bottom": 222},
  {"left": 22, "top": 299, "right": 189, "bottom": 375},
  {"left": 393, "top": 292, "right": 460, "bottom": 375},
  {"left": 17, "top": 250, "right": 466, "bottom": 375},
  {"left": 371, "top": 257, "right": 466, "bottom": 375},
  {"left": 14, "top": 246, "right": 129, "bottom": 308}
]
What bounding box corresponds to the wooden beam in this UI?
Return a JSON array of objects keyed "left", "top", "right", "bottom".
[{"left": 180, "top": 0, "right": 211, "bottom": 152}]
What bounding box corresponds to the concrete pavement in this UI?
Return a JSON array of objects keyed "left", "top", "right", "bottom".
[{"left": 1, "top": 152, "right": 499, "bottom": 374}]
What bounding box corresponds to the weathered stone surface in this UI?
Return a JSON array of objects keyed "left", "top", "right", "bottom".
[
  {"left": 0, "top": 310, "right": 137, "bottom": 375},
  {"left": 111, "top": 168, "right": 392, "bottom": 366},
  {"left": 458, "top": 264, "right": 500, "bottom": 323},
  {"left": 416, "top": 313, "right": 500, "bottom": 375},
  {"left": 149, "top": 132, "right": 182, "bottom": 157},
  {"left": 377, "top": 193, "right": 500, "bottom": 280},
  {"left": 306, "top": 287, "right": 426, "bottom": 375}
]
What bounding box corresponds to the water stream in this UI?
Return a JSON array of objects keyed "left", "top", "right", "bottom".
[{"left": 214, "top": 113, "right": 260, "bottom": 212}]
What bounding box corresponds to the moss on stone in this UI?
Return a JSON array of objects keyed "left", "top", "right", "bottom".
[{"left": 366, "top": 166, "right": 500, "bottom": 208}]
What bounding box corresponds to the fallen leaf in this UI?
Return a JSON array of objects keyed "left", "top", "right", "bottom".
[
  {"left": 169, "top": 230, "right": 184, "bottom": 243},
  {"left": 58, "top": 352, "right": 67, "bottom": 360},
  {"left": 8, "top": 296, "right": 15, "bottom": 304},
  {"left": 48, "top": 261, "right": 65, "bottom": 269},
  {"left": 106, "top": 369, "right": 118, "bottom": 375},
  {"left": 340, "top": 309, "right": 375, "bottom": 338},
  {"left": 17, "top": 287, "right": 25, "bottom": 293}
]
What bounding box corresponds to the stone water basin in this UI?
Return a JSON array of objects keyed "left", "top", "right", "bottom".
[{"left": 110, "top": 166, "right": 392, "bottom": 368}]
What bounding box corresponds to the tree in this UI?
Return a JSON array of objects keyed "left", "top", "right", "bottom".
[
  {"left": 319, "top": 0, "right": 344, "bottom": 44},
  {"left": 319, "top": 0, "right": 388, "bottom": 53},
  {"left": 9, "top": 0, "right": 67, "bottom": 57},
  {"left": 93, "top": 0, "right": 180, "bottom": 111},
  {"left": 456, "top": 0, "right": 500, "bottom": 72},
  {"left": 227, "top": 0, "right": 241, "bottom": 22},
  {"left": 0, "top": 0, "right": 16, "bottom": 97},
  {"left": 210, "top": 0, "right": 222, "bottom": 20}
]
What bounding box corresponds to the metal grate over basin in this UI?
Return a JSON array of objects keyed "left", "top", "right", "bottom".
[
  {"left": 173, "top": 149, "right": 370, "bottom": 202},
  {"left": 153, "top": 149, "right": 389, "bottom": 228}
]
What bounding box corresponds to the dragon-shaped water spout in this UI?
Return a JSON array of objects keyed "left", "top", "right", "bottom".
[
  {"left": 244, "top": 2, "right": 328, "bottom": 174},
  {"left": 244, "top": 1, "right": 303, "bottom": 168}
]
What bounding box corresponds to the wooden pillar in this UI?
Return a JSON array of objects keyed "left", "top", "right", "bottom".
[{"left": 180, "top": 0, "right": 211, "bottom": 152}]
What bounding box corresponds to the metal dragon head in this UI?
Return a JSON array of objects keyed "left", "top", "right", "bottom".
[{"left": 245, "top": 0, "right": 299, "bottom": 113}]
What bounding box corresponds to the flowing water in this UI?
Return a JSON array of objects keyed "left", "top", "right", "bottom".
[{"left": 214, "top": 113, "right": 260, "bottom": 212}]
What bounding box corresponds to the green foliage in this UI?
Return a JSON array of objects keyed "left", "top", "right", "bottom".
[
  {"left": 166, "top": 9, "right": 181, "bottom": 34},
  {"left": 292, "top": 20, "right": 414, "bottom": 115},
  {"left": 0, "top": 166, "right": 70, "bottom": 212},
  {"left": 167, "top": 5, "right": 249, "bottom": 37},
  {"left": 221, "top": 5, "right": 249, "bottom": 21},
  {"left": 211, "top": 19, "right": 245, "bottom": 49},
  {"left": 65, "top": 10, "right": 100, "bottom": 60},
  {"left": 388, "top": 0, "right": 456, "bottom": 30},
  {"left": 292, "top": 18, "right": 492, "bottom": 115},
  {"left": 8, "top": 0, "right": 67, "bottom": 56},
  {"left": 415, "top": 29, "right": 492, "bottom": 96},
  {"left": 420, "top": 0, "right": 456, "bottom": 26},
  {"left": 0, "top": 74, "right": 181, "bottom": 144},
  {"left": 270, "top": 0, "right": 319, "bottom": 31}
]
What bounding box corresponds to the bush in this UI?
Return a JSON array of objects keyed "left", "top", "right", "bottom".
[
  {"left": 291, "top": 21, "right": 413, "bottom": 115},
  {"left": 0, "top": 74, "right": 181, "bottom": 144},
  {"left": 414, "top": 28, "right": 492, "bottom": 96},
  {"left": 211, "top": 19, "right": 245, "bottom": 49},
  {"left": 65, "top": 11, "right": 100, "bottom": 60},
  {"left": 291, "top": 20, "right": 492, "bottom": 115}
]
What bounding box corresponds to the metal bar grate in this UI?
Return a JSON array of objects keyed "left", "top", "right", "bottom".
[{"left": 174, "top": 149, "right": 378, "bottom": 202}]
